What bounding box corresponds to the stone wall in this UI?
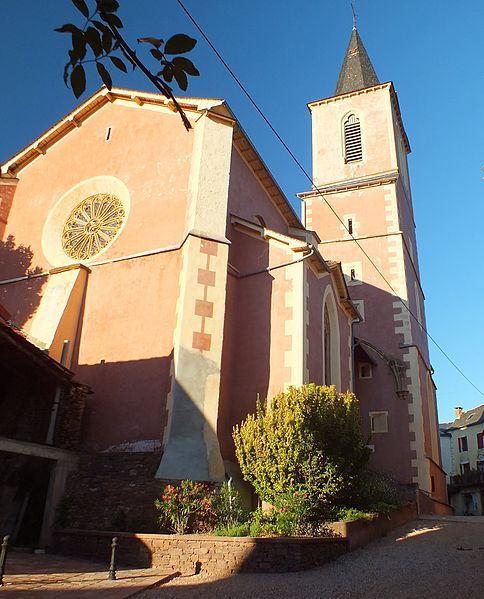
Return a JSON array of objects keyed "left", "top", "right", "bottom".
[
  {"left": 61, "top": 452, "right": 164, "bottom": 532},
  {"left": 53, "top": 530, "right": 348, "bottom": 574},
  {"left": 326, "top": 502, "right": 417, "bottom": 550}
]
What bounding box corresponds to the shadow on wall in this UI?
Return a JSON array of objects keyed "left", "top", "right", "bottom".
[
  {"left": 218, "top": 230, "right": 273, "bottom": 462},
  {"left": 0, "top": 234, "right": 44, "bottom": 326},
  {"left": 350, "top": 276, "right": 434, "bottom": 487}
]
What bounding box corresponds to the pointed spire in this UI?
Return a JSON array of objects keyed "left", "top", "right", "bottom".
[{"left": 335, "top": 27, "right": 380, "bottom": 95}]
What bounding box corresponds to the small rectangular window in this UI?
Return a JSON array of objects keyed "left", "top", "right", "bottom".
[
  {"left": 477, "top": 432, "right": 484, "bottom": 449},
  {"left": 348, "top": 218, "right": 353, "bottom": 235},
  {"left": 359, "top": 363, "right": 372, "bottom": 379},
  {"left": 458, "top": 436, "right": 468, "bottom": 452},
  {"left": 105, "top": 126, "right": 112, "bottom": 142},
  {"left": 370, "top": 411, "right": 388, "bottom": 433},
  {"left": 430, "top": 476, "right": 435, "bottom": 493},
  {"left": 460, "top": 462, "right": 470, "bottom": 475}
]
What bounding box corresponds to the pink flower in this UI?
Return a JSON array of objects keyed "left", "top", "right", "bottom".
[{"left": 279, "top": 508, "right": 286, "bottom": 513}]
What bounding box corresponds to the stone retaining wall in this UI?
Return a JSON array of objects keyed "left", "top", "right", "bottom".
[
  {"left": 53, "top": 530, "right": 347, "bottom": 575},
  {"left": 326, "top": 502, "right": 418, "bottom": 550},
  {"left": 53, "top": 504, "right": 417, "bottom": 575},
  {"left": 61, "top": 452, "right": 163, "bottom": 532}
]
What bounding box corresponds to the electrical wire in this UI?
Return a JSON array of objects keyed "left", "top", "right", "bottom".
[{"left": 176, "top": 0, "right": 484, "bottom": 398}]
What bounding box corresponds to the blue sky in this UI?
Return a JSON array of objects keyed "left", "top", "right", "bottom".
[{"left": 1, "top": 1, "right": 483, "bottom": 422}]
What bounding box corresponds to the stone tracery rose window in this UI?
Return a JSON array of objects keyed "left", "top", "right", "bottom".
[{"left": 62, "top": 193, "right": 125, "bottom": 260}]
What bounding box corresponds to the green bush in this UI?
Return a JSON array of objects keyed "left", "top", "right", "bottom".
[
  {"left": 329, "top": 506, "right": 376, "bottom": 522},
  {"left": 214, "top": 522, "right": 250, "bottom": 537},
  {"left": 154, "top": 480, "right": 216, "bottom": 534},
  {"left": 213, "top": 481, "right": 247, "bottom": 528},
  {"left": 233, "top": 384, "right": 370, "bottom": 520},
  {"left": 350, "top": 469, "right": 404, "bottom": 512}
]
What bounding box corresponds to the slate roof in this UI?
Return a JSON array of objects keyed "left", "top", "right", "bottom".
[
  {"left": 335, "top": 27, "right": 380, "bottom": 95},
  {"left": 444, "top": 405, "right": 484, "bottom": 431}
]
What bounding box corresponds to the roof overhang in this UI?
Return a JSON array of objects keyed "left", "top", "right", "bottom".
[
  {"left": 307, "top": 81, "right": 410, "bottom": 154},
  {"left": 1, "top": 86, "right": 303, "bottom": 231}
]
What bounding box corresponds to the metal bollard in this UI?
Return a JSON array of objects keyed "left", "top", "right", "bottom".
[
  {"left": 0, "top": 535, "right": 10, "bottom": 587},
  {"left": 108, "top": 537, "right": 118, "bottom": 581}
]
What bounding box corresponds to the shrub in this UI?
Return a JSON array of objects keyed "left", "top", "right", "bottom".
[
  {"left": 329, "top": 506, "right": 376, "bottom": 522},
  {"left": 154, "top": 480, "right": 215, "bottom": 534},
  {"left": 350, "top": 469, "right": 404, "bottom": 512},
  {"left": 213, "top": 481, "right": 247, "bottom": 528},
  {"left": 214, "top": 522, "right": 250, "bottom": 537},
  {"left": 233, "top": 385, "right": 370, "bottom": 519}
]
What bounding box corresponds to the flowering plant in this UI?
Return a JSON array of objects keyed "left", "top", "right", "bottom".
[{"left": 155, "top": 480, "right": 215, "bottom": 534}]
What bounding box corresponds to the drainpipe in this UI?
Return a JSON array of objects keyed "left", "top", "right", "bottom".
[
  {"left": 236, "top": 245, "right": 315, "bottom": 279},
  {"left": 45, "top": 340, "right": 69, "bottom": 445}
]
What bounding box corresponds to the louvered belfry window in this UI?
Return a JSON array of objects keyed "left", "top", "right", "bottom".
[{"left": 343, "top": 114, "right": 362, "bottom": 162}]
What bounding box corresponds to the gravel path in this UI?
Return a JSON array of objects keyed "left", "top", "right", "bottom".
[{"left": 138, "top": 519, "right": 484, "bottom": 599}]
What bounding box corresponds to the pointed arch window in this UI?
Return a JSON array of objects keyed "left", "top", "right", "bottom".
[
  {"left": 324, "top": 303, "right": 332, "bottom": 385},
  {"left": 343, "top": 114, "right": 362, "bottom": 163}
]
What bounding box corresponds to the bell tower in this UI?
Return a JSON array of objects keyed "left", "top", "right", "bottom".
[{"left": 300, "top": 26, "right": 448, "bottom": 510}]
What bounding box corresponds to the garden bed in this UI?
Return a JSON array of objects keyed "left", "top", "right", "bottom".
[{"left": 53, "top": 503, "right": 416, "bottom": 575}]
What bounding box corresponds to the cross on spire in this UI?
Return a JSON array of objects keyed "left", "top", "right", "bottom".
[{"left": 351, "top": 0, "right": 357, "bottom": 29}]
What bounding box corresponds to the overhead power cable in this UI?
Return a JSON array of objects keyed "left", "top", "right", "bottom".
[{"left": 176, "top": 0, "right": 484, "bottom": 398}]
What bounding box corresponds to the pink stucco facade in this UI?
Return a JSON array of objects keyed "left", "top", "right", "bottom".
[
  {"left": 0, "top": 47, "right": 447, "bottom": 517},
  {"left": 302, "top": 80, "right": 446, "bottom": 507},
  {"left": 0, "top": 89, "right": 356, "bottom": 487}
]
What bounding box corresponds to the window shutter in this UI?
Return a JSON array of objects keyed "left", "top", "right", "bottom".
[{"left": 344, "top": 114, "right": 362, "bottom": 162}]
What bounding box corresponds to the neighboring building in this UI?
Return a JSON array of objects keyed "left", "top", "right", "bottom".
[
  {"left": 0, "top": 25, "right": 449, "bottom": 538},
  {"left": 439, "top": 424, "right": 452, "bottom": 483},
  {"left": 440, "top": 406, "right": 484, "bottom": 515},
  {"left": 0, "top": 303, "right": 88, "bottom": 546}
]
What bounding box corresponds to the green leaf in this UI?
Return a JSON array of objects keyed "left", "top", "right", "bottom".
[
  {"left": 96, "top": 61, "right": 112, "bottom": 90},
  {"left": 71, "top": 0, "right": 89, "bottom": 18},
  {"left": 100, "top": 12, "right": 123, "bottom": 28},
  {"left": 173, "top": 68, "right": 188, "bottom": 91},
  {"left": 110, "top": 56, "right": 127, "bottom": 72},
  {"left": 164, "top": 34, "right": 197, "bottom": 55},
  {"left": 54, "top": 23, "right": 81, "bottom": 34},
  {"left": 85, "top": 26, "right": 102, "bottom": 57},
  {"left": 150, "top": 48, "right": 163, "bottom": 61},
  {"left": 96, "top": 0, "right": 119, "bottom": 13},
  {"left": 71, "top": 64, "right": 86, "bottom": 98},
  {"left": 138, "top": 37, "right": 163, "bottom": 48},
  {"left": 172, "top": 56, "right": 199, "bottom": 76}
]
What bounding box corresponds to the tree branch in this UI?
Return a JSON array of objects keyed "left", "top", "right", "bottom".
[{"left": 103, "top": 17, "right": 192, "bottom": 130}]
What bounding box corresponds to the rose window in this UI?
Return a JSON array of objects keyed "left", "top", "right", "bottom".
[{"left": 62, "top": 193, "right": 125, "bottom": 260}]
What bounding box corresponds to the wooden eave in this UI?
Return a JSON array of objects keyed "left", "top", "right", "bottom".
[
  {"left": 0, "top": 87, "right": 225, "bottom": 176},
  {"left": 0, "top": 320, "right": 73, "bottom": 383},
  {"left": 232, "top": 125, "right": 303, "bottom": 230},
  {"left": 1, "top": 87, "right": 304, "bottom": 232},
  {"left": 327, "top": 261, "right": 361, "bottom": 321}
]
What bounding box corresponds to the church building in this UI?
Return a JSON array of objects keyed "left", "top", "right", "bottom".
[{"left": 0, "top": 26, "right": 449, "bottom": 541}]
